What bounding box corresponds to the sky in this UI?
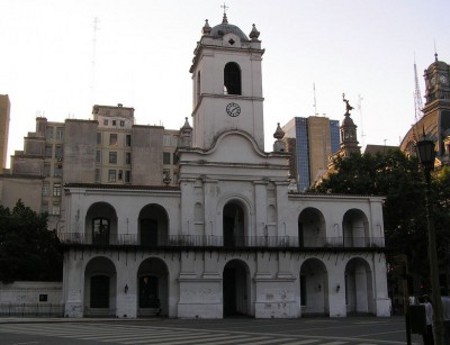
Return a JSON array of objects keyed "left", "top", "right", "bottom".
[{"left": 1, "top": 0, "right": 450, "bottom": 167}]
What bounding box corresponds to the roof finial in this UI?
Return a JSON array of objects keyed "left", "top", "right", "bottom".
[
  {"left": 221, "top": 2, "right": 229, "bottom": 24},
  {"left": 434, "top": 40, "right": 438, "bottom": 62}
]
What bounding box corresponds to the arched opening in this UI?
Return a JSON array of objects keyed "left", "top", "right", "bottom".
[
  {"left": 84, "top": 257, "right": 116, "bottom": 317},
  {"left": 343, "top": 209, "right": 369, "bottom": 247},
  {"left": 137, "top": 257, "right": 169, "bottom": 317},
  {"left": 299, "top": 258, "right": 329, "bottom": 316},
  {"left": 224, "top": 62, "right": 241, "bottom": 95},
  {"left": 138, "top": 204, "right": 169, "bottom": 246},
  {"left": 86, "top": 202, "right": 117, "bottom": 244},
  {"left": 345, "top": 258, "right": 374, "bottom": 315},
  {"left": 223, "top": 259, "right": 250, "bottom": 317},
  {"left": 223, "top": 201, "right": 245, "bottom": 247},
  {"left": 298, "top": 208, "right": 326, "bottom": 247}
]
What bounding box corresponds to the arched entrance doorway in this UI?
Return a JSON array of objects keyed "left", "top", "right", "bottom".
[
  {"left": 223, "top": 201, "right": 245, "bottom": 248},
  {"left": 345, "top": 258, "right": 374, "bottom": 314},
  {"left": 223, "top": 259, "right": 250, "bottom": 317},
  {"left": 299, "top": 258, "right": 329, "bottom": 316},
  {"left": 138, "top": 204, "right": 169, "bottom": 246},
  {"left": 137, "top": 257, "right": 168, "bottom": 317},
  {"left": 84, "top": 257, "right": 116, "bottom": 317}
]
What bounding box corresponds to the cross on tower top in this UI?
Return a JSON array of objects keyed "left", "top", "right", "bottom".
[
  {"left": 221, "top": 2, "right": 229, "bottom": 14},
  {"left": 221, "top": 2, "right": 229, "bottom": 23}
]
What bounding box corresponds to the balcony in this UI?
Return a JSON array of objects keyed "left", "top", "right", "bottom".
[{"left": 58, "top": 233, "right": 385, "bottom": 249}]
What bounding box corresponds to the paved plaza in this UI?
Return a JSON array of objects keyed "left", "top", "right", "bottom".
[{"left": 0, "top": 316, "right": 423, "bottom": 345}]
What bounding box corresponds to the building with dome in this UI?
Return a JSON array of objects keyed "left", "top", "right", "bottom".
[
  {"left": 400, "top": 55, "right": 450, "bottom": 166},
  {"left": 60, "top": 13, "right": 390, "bottom": 319}
]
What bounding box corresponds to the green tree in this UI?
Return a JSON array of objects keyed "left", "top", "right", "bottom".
[
  {"left": 0, "top": 200, "right": 62, "bottom": 283},
  {"left": 311, "top": 149, "right": 449, "bottom": 291}
]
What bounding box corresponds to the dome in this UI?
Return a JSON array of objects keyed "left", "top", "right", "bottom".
[
  {"left": 342, "top": 115, "right": 355, "bottom": 126},
  {"left": 209, "top": 14, "right": 249, "bottom": 41},
  {"left": 426, "top": 54, "right": 449, "bottom": 71}
]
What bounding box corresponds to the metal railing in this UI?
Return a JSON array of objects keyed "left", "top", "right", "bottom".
[
  {"left": 58, "top": 233, "right": 385, "bottom": 249},
  {"left": 0, "top": 303, "right": 64, "bottom": 317}
]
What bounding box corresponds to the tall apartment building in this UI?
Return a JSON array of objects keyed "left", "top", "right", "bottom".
[
  {"left": 282, "top": 116, "right": 340, "bottom": 192},
  {"left": 0, "top": 95, "right": 10, "bottom": 170},
  {"left": 3, "top": 103, "right": 181, "bottom": 230}
]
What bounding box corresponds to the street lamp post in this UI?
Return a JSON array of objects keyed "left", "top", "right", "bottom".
[{"left": 416, "top": 133, "right": 445, "bottom": 345}]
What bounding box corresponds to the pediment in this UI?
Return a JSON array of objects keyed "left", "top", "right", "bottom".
[{"left": 206, "top": 132, "right": 266, "bottom": 164}]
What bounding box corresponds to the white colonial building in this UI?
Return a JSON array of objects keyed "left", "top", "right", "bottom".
[{"left": 61, "top": 13, "right": 390, "bottom": 319}]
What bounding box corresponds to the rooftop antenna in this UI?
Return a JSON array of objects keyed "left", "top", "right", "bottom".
[
  {"left": 313, "top": 83, "right": 318, "bottom": 115},
  {"left": 90, "top": 17, "right": 99, "bottom": 115},
  {"left": 414, "top": 55, "right": 424, "bottom": 122},
  {"left": 357, "top": 94, "right": 366, "bottom": 146}
]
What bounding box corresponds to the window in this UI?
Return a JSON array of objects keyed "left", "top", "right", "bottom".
[
  {"left": 54, "top": 165, "right": 62, "bottom": 177},
  {"left": 125, "top": 152, "right": 131, "bottom": 164},
  {"left": 109, "top": 133, "right": 118, "bottom": 146},
  {"left": 109, "top": 151, "right": 117, "bottom": 164},
  {"left": 45, "top": 126, "right": 54, "bottom": 139},
  {"left": 103, "top": 119, "right": 108, "bottom": 126},
  {"left": 55, "top": 145, "right": 63, "bottom": 160},
  {"left": 96, "top": 150, "right": 101, "bottom": 163},
  {"left": 224, "top": 62, "right": 241, "bottom": 95},
  {"left": 53, "top": 183, "right": 62, "bottom": 197},
  {"left": 118, "top": 170, "right": 123, "bottom": 180},
  {"left": 95, "top": 169, "right": 100, "bottom": 183},
  {"left": 41, "top": 202, "right": 48, "bottom": 214},
  {"left": 52, "top": 202, "right": 60, "bottom": 215},
  {"left": 45, "top": 145, "right": 53, "bottom": 158},
  {"left": 42, "top": 182, "right": 50, "bottom": 196},
  {"left": 112, "top": 120, "right": 117, "bottom": 126},
  {"left": 126, "top": 134, "right": 131, "bottom": 146},
  {"left": 125, "top": 170, "right": 131, "bottom": 183},
  {"left": 108, "top": 170, "right": 116, "bottom": 182},
  {"left": 92, "top": 218, "right": 110, "bottom": 245},
  {"left": 173, "top": 153, "right": 179, "bottom": 165},
  {"left": 56, "top": 127, "right": 64, "bottom": 140},
  {"left": 97, "top": 133, "right": 101, "bottom": 145},
  {"left": 163, "top": 152, "right": 171, "bottom": 165},
  {"left": 44, "top": 164, "right": 51, "bottom": 177},
  {"left": 120, "top": 120, "right": 125, "bottom": 127}
]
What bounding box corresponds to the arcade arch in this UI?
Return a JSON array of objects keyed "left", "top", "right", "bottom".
[
  {"left": 299, "top": 258, "right": 329, "bottom": 315},
  {"left": 298, "top": 208, "right": 326, "bottom": 247},
  {"left": 345, "top": 258, "right": 374, "bottom": 314},
  {"left": 137, "top": 257, "right": 169, "bottom": 317},
  {"left": 84, "top": 257, "right": 116, "bottom": 317},
  {"left": 138, "top": 204, "right": 169, "bottom": 246},
  {"left": 223, "top": 259, "right": 251, "bottom": 317}
]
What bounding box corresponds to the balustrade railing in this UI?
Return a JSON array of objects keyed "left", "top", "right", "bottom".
[{"left": 58, "top": 233, "right": 385, "bottom": 249}]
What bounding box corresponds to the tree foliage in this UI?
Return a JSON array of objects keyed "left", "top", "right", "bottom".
[
  {"left": 311, "top": 149, "right": 450, "bottom": 290},
  {"left": 0, "top": 200, "right": 63, "bottom": 283}
]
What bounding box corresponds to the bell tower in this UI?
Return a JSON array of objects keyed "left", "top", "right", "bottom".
[
  {"left": 189, "top": 12, "right": 265, "bottom": 150},
  {"left": 424, "top": 53, "right": 450, "bottom": 106},
  {"left": 339, "top": 95, "right": 360, "bottom": 157}
]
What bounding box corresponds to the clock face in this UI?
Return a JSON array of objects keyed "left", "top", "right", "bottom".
[
  {"left": 440, "top": 73, "right": 448, "bottom": 85},
  {"left": 226, "top": 102, "right": 241, "bottom": 117}
]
